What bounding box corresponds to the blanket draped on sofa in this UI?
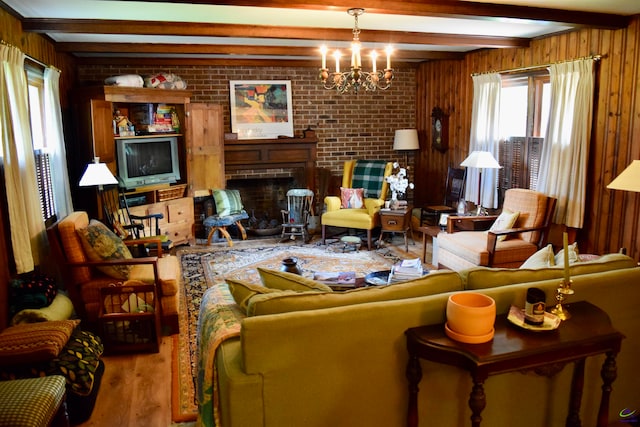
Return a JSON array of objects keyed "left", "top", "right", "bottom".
[{"left": 196, "top": 284, "right": 245, "bottom": 426}]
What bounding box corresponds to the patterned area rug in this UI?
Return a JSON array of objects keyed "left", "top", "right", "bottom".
[{"left": 171, "top": 239, "right": 403, "bottom": 422}]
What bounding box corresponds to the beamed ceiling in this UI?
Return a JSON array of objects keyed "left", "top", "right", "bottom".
[{"left": 1, "top": 0, "right": 639, "bottom": 66}]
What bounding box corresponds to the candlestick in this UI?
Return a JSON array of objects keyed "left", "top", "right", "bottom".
[
  {"left": 563, "top": 232, "right": 570, "bottom": 284},
  {"left": 320, "top": 45, "right": 327, "bottom": 69},
  {"left": 371, "top": 51, "right": 377, "bottom": 73},
  {"left": 551, "top": 231, "right": 574, "bottom": 320},
  {"left": 334, "top": 50, "right": 340, "bottom": 73},
  {"left": 385, "top": 45, "right": 392, "bottom": 69}
]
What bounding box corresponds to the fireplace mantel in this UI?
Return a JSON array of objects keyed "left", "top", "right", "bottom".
[{"left": 224, "top": 133, "right": 318, "bottom": 192}]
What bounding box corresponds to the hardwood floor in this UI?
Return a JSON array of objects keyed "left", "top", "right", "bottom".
[
  {"left": 76, "top": 231, "right": 431, "bottom": 427},
  {"left": 76, "top": 338, "right": 176, "bottom": 427}
]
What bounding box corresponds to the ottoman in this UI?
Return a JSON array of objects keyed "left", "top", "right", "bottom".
[{"left": 0, "top": 375, "right": 69, "bottom": 427}]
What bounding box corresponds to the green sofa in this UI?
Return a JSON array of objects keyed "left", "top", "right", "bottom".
[{"left": 198, "top": 253, "right": 640, "bottom": 427}]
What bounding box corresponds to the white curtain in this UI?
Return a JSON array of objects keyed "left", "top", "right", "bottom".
[
  {"left": 0, "top": 44, "right": 45, "bottom": 273},
  {"left": 537, "top": 58, "right": 594, "bottom": 228},
  {"left": 44, "top": 67, "right": 73, "bottom": 218},
  {"left": 465, "top": 72, "right": 502, "bottom": 209}
]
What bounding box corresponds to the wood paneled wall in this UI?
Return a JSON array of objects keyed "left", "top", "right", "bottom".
[
  {"left": 0, "top": 7, "right": 76, "bottom": 106},
  {"left": 416, "top": 16, "right": 640, "bottom": 257}
]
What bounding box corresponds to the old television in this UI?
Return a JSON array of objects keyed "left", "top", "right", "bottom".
[{"left": 116, "top": 136, "right": 181, "bottom": 190}]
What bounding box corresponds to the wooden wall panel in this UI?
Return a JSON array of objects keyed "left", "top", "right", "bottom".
[{"left": 416, "top": 16, "right": 640, "bottom": 257}]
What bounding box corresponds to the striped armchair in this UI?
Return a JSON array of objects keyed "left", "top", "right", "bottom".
[
  {"left": 437, "top": 189, "right": 557, "bottom": 270},
  {"left": 321, "top": 160, "right": 393, "bottom": 250}
]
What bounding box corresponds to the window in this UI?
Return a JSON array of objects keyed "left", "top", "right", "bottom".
[
  {"left": 497, "top": 72, "right": 550, "bottom": 203},
  {"left": 26, "top": 65, "right": 56, "bottom": 222}
]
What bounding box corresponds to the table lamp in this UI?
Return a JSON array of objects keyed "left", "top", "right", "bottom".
[
  {"left": 79, "top": 157, "right": 119, "bottom": 219},
  {"left": 460, "top": 151, "right": 501, "bottom": 215}
]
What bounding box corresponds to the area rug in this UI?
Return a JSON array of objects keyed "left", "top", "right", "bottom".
[{"left": 171, "top": 240, "right": 403, "bottom": 422}]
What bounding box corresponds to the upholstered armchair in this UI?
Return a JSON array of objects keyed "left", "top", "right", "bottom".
[
  {"left": 46, "top": 211, "right": 180, "bottom": 333},
  {"left": 321, "top": 160, "right": 393, "bottom": 250},
  {"left": 437, "top": 188, "right": 557, "bottom": 270}
]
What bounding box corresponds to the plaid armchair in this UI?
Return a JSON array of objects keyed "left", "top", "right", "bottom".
[{"left": 321, "top": 160, "right": 393, "bottom": 250}]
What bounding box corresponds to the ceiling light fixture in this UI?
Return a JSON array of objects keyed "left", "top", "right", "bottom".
[{"left": 319, "top": 8, "right": 393, "bottom": 94}]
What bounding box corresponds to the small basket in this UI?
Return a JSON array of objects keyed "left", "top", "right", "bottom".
[{"left": 157, "top": 184, "right": 187, "bottom": 201}]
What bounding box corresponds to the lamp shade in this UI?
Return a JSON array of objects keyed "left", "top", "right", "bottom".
[
  {"left": 393, "top": 129, "right": 419, "bottom": 151},
  {"left": 460, "top": 151, "right": 502, "bottom": 169},
  {"left": 607, "top": 160, "right": 640, "bottom": 193},
  {"left": 79, "top": 158, "right": 118, "bottom": 187}
]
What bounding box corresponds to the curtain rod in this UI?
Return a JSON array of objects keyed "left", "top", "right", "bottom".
[
  {"left": 1, "top": 39, "right": 50, "bottom": 69},
  {"left": 471, "top": 54, "right": 603, "bottom": 77}
]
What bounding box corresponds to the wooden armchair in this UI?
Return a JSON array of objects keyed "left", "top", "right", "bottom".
[
  {"left": 437, "top": 189, "right": 557, "bottom": 270},
  {"left": 46, "top": 211, "right": 180, "bottom": 333}
]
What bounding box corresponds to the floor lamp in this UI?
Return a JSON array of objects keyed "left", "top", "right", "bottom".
[
  {"left": 79, "top": 157, "right": 119, "bottom": 221},
  {"left": 607, "top": 160, "right": 640, "bottom": 255},
  {"left": 460, "top": 151, "right": 501, "bottom": 215},
  {"left": 393, "top": 129, "right": 420, "bottom": 166}
]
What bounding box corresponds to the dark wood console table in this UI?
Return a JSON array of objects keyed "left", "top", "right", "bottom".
[{"left": 405, "top": 301, "right": 624, "bottom": 427}]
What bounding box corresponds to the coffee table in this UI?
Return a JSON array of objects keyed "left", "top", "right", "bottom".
[{"left": 365, "top": 269, "right": 429, "bottom": 286}]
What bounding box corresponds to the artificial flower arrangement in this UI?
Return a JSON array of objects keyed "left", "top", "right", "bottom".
[{"left": 385, "top": 162, "right": 414, "bottom": 201}]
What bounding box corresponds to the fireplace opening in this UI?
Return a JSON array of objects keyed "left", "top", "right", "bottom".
[{"left": 227, "top": 176, "right": 299, "bottom": 231}]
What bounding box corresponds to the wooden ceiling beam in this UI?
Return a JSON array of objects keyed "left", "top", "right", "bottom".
[
  {"left": 23, "top": 19, "right": 529, "bottom": 48},
  {"left": 73, "top": 56, "right": 423, "bottom": 67},
  {"left": 133, "top": 0, "right": 631, "bottom": 28},
  {"left": 56, "top": 42, "right": 465, "bottom": 60}
]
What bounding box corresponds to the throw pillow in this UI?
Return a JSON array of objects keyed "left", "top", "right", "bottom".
[
  {"left": 257, "top": 268, "right": 333, "bottom": 292},
  {"left": 340, "top": 187, "right": 365, "bottom": 209},
  {"left": 520, "top": 244, "right": 556, "bottom": 269},
  {"left": 488, "top": 209, "right": 520, "bottom": 241},
  {"left": 76, "top": 220, "right": 133, "bottom": 280},
  {"left": 555, "top": 242, "right": 580, "bottom": 266},
  {"left": 212, "top": 189, "right": 243, "bottom": 216},
  {"left": 51, "top": 328, "right": 104, "bottom": 396},
  {"left": 0, "top": 319, "right": 80, "bottom": 365},
  {"left": 227, "top": 278, "right": 282, "bottom": 312}
]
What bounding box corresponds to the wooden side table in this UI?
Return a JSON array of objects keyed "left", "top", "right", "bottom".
[
  {"left": 417, "top": 225, "right": 441, "bottom": 264},
  {"left": 378, "top": 207, "right": 414, "bottom": 251},
  {"left": 405, "top": 301, "right": 624, "bottom": 427}
]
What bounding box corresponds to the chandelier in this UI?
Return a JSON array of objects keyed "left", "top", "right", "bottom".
[{"left": 319, "top": 8, "right": 393, "bottom": 94}]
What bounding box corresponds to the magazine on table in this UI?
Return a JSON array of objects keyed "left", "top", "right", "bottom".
[
  {"left": 313, "top": 271, "right": 357, "bottom": 285},
  {"left": 388, "top": 258, "right": 423, "bottom": 283}
]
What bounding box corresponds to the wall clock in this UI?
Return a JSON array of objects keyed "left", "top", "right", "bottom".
[{"left": 431, "top": 107, "right": 448, "bottom": 153}]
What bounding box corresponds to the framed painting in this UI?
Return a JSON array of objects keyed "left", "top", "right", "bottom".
[{"left": 229, "top": 80, "right": 293, "bottom": 139}]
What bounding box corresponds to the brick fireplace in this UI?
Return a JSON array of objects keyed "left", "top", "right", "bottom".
[{"left": 223, "top": 132, "right": 318, "bottom": 228}]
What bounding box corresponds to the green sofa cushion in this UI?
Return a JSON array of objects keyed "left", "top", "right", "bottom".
[
  {"left": 246, "top": 270, "right": 463, "bottom": 316},
  {"left": 461, "top": 253, "right": 637, "bottom": 290},
  {"left": 257, "top": 268, "right": 333, "bottom": 293},
  {"left": 226, "top": 279, "right": 284, "bottom": 312}
]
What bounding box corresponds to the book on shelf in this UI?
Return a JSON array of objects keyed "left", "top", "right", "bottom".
[
  {"left": 388, "top": 258, "right": 424, "bottom": 283},
  {"left": 313, "top": 271, "right": 357, "bottom": 285}
]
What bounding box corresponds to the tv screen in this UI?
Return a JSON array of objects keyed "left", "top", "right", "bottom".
[{"left": 116, "top": 136, "right": 181, "bottom": 189}]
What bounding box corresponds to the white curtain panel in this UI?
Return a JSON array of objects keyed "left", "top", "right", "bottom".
[
  {"left": 44, "top": 67, "right": 74, "bottom": 218},
  {"left": 538, "top": 58, "right": 594, "bottom": 228},
  {"left": 0, "top": 44, "right": 45, "bottom": 273},
  {"left": 466, "top": 72, "right": 502, "bottom": 209}
]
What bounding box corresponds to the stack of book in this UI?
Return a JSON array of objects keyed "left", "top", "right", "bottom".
[{"left": 388, "top": 258, "right": 423, "bottom": 283}]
